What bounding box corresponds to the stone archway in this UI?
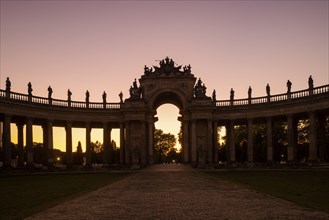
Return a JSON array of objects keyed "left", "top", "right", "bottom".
[
  {"left": 150, "top": 91, "right": 184, "bottom": 164},
  {"left": 123, "top": 57, "right": 215, "bottom": 167}
]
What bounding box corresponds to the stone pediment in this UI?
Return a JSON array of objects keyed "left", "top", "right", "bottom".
[{"left": 141, "top": 56, "right": 194, "bottom": 78}]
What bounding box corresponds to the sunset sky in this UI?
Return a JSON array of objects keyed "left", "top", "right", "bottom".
[{"left": 1, "top": 1, "right": 328, "bottom": 152}]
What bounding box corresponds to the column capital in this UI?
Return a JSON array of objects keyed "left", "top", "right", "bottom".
[
  {"left": 26, "top": 117, "right": 34, "bottom": 123},
  {"left": 16, "top": 121, "right": 25, "bottom": 127},
  {"left": 102, "top": 121, "right": 109, "bottom": 127},
  {"left": 286, "top": 114, "right": 294, "bottom": 119},
  {"left": 4, "top": 114, "right": 12, "bottom": 119}
]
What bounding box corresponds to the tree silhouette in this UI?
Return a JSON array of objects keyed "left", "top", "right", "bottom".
[
  {"left": 73, "top": 141, "right": 84, "bottom": 165},
  {"left": 154, "top": 129, "right": 177, "bottom": 163}
]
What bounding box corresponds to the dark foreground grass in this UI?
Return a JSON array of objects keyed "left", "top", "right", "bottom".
[
  {"left": 0, "top": 172, "right": 132, "bottom": 220},
  {"left": 204, "top": 170, "right": 329, "bottom": 213}
]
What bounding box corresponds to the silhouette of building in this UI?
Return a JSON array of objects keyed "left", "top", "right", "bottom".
[{"left": 0, "top": 57, "right": 328, "bottom": 168}]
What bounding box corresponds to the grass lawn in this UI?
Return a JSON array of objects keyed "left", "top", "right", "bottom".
[
  {"left": 204, "top": 170, "right": 329, "bottom": 213},
  {"left": 0, "top": 172, "right": 132, "bottom": 220}
]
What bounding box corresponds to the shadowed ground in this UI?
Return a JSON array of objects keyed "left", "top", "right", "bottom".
[{"left": 27, "top": 164, "right": 329, "bottom": 220}]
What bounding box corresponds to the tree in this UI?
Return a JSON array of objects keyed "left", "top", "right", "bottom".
[
  {"left": 73, "top": 141, "right": 84, "bottom": 165},
  {"left": 178, "top": 126, "right": 182, "bottom": 146},
  {"left": 154, "top": 129, "right": 177, "bottom": 163},
  {"left": 90, "top": 141, "right": 103, "bottom": 164}
]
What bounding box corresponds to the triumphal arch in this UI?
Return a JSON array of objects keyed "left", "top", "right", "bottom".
[{"left": 0, "top": 57, "right": 329, "bottom": 168}]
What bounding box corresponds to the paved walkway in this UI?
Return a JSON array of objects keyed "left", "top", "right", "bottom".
[{"left": 27, "top": 164, "right": 329, "bottom": 220}]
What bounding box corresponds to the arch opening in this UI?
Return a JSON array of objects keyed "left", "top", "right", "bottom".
[{"left": 154, "top": 104, "right": 182, "bottom": 164}]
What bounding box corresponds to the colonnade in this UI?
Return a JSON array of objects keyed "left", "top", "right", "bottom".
[
  {"left": 1, "top": 110, "right": 328, "bottom": 168},
  {"left": 1, "top": 114, "right": 124, "bottom": 168},
  {"left": 218, "top": 112, "right": 325, "bottom": 163},
  {"left": 176, "top": 110, "right": 326, "bottom": 167}
]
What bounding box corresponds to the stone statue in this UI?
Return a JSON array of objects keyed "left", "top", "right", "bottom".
[
  {"left": 129, "top": 79, "right": 142, "bottom": 100},
  {"left": 85, "top": 90, "right": 90, "bottom": 103},
  {"left": 212, "top": 89, "right": 216, "bottom": 101},
  {"left": 133, "top": 78, "right": 138, "bottom": 88},
  {"left": 266, "top": 83, "right": 270, "bottom": 96},
  {"left": 48, "top": 86, "right": 53, "bottom": 99},
  {"left": 165, "top": 57, "right": 170, "bottom": 65},
  {"left": 183, "top": 64, "right": 191, "bottom": 74},
  {"left": 197, "top": 78, "right": 202, "bottom": 87},
  {"left": 67, "top": 89, "right": 72, "bottom": 101},
  {"left": 202, "top": 83, "right": 207, "bottom": 95},
  {"left": 169, "top": 58, "right": 174, "bottom": 67},
  {"left": 102, "top": 91, "right": 107, "bottom": 103},
  {"left": 129, "top": 86, "right": 133, "bottom": 97},
  {"left": 194, "top": 78, "right": 207, "bottom": 98},
  {"left": 28, "top": 82, "right": 33, "bottom": 96},
  {"left": 5, "top": 77, "right": 11, "bottom": 92},
  {"left": 287, "top": 80, "right": 292, "bottom": 93},
  {"left": 119, "top": 91, "right": 123, "bottom": 103},
  {"left": 230, "top": 88, "right": 234, "bottom": 100},
  {"left": 248, "top": 86, "right": 252, "bottom": 99},
  {"left": 308, "top": 75, "right": 314, "bottom": 89},
  {"left": 144, "top": 65, "right": 152, "bottom": 75}
]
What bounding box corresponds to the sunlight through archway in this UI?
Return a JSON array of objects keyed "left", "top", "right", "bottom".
[{"left": 154, "top": 104, "right": 181, "bottom": 151}]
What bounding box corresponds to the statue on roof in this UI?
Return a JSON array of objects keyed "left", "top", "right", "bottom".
[
  {"left": 308, "top": 75, "right": 314, "bottom": 90},
  {"left": 151, "top": 56, "right": 183, "bottom": 76},
  {"left": 248, "top": 86, "right": 252, "bottom": 99},
  {"left": 194, "top": 78, "right": 207, "bottom": 98},
  {"left": 48, "top": 86, "right": 53, "bottom": 99},
  {"left": 119, "top": 91, "right": 123, "bottom": 103},
  {"left": 129, "top": 79, "right": 142, "bottom": 100},
  {"left": 67, "top": 89, "right": 72, "bottom": 101},
  {"left": 102, "top": 91, "right": 107, "bottom": 103},
  {"left": 85, "top": 90, "right": 90, "bottom": 103},
  {"left": 183, "top": 64, "right": 191, "bottom": 74},
  {"left": 230, "top": 88, "right": 234, "bottom": 101},
  {"left": 6, "top": 77, "right": 11, "bottom": 92},
  {"left": 266, "top": 83, "right": 270, "bottom": 96},
  {"left": 287, "top": 80, "right": 292, "bottom": 93},
  {"left": 144, "top": 65, "right": 153, "bottom": 75},
  {"left": 28, "top": 82, "right": 33, "bottom": 96},
  {"left": 212, "top": 89, "right": 216, "bottom": 101}
]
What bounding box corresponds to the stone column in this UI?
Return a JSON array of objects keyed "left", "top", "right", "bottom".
[
  {"left": 207, "top": 120, "right": 213, "bottom": 164},
  {"left": 183, "top": 120, "right": 189, "bottom": 163},
  {"left": 287, "top": 115, "right": 296, "bottom": 162},
  {"left": 26, "top": 118, "right": 34, "bottom": 166},
  {"left": 108, "top": 127, "right": 113, "bottom": 164},
  {"left": 213, "top": 121, "right": 218, "bottom": 164},
  {"left": 46, "top": 120, "right": 54, "bottom": 167},
  {"left": 42, "top": 124, "right": 48, "bottom": 166},
  {"left": 318, "top": 114, "right": 326, "bottom": 162},
  {"left": 228, "top": 120, "right": 235, "bottom": 162},
  {"left": 140, "top": 121, "right": 147, "bottom": 166},
  {"left": 120, "top": 123, "right": 125, "bottom": 164},
  {"left": 191, "top": 120, "right": 197, "bottom": 165},
  {"left": 266, "top": 118, "right": 273, "bottom": 162},
  {"left": 3, "top": 114, "right": 12, "bottom": 167},
  {"left": 65, "top": 121, "right": 72, "bottom": 167},
  {"left": 16, "top": 122, "right": 24, "bottom": 167},
  {"left": 308, "top": 112, "right": 318, "bottom": 161},
  {"left": 85, "top": 123, "right": 91, "bottom": 167},
  {"left": 247, "top": 119, "right": 254, "bottom": 163},
  {"left": 148, "top": 121, "right": 154, "bottom": 165},
  {"left": 103, "top": 123, "right": 110, "bottom": 165},
  {"left": 124, "top": 121, "right": 130, "bottom": 165}
]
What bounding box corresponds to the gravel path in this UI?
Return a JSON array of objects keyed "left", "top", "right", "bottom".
[{"left": 26, "top": 164, "right": 329, "bottom": 220}]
